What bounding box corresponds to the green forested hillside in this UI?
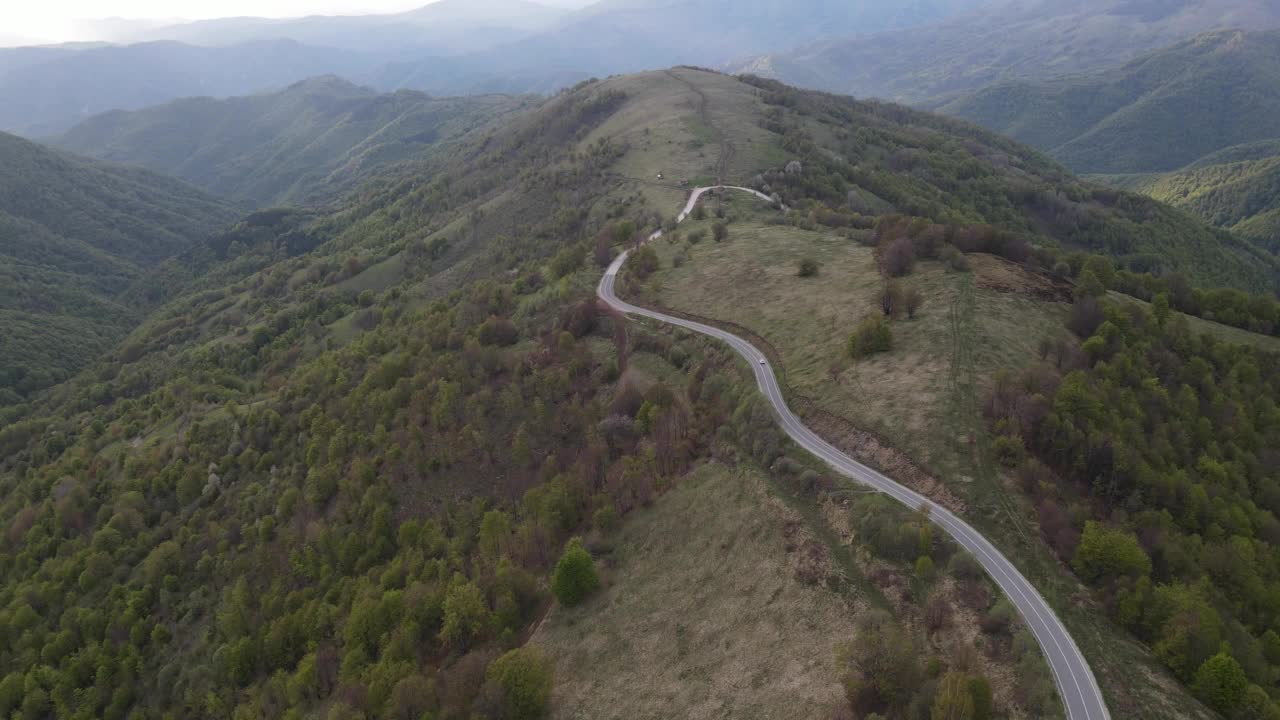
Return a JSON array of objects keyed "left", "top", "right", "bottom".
[
  {"left": 737, "top": 75, "right": 1279, "bottom": 292},
  {"left": 1101, "top": 153, "right": 1280, "bottom": 255},
  {"left": 0, "top": 68, "right": 1276, "bottom": 719},
  {"left": 1186, "top": 139, "right": 1280, "bottom": 168},
  {"left": 55, "top": 77, "right": 532, "bottom": 208},
  {"left": 988, "top": 282, "right": 1280, "bottom": 720},
  {"left": 941, "top": 30, "right": 1280, "bottom": 173},
  {"left": 0, "top": 131, "right": 237, "bottom": 404},
  {"left": 734, "top": 0, "right": 1280, "bottom": 103}
]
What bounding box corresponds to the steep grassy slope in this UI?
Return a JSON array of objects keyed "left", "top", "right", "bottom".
[
  {"left": 941, "top": 30, "right": 1280, "bottom": 173},
  {"left": 536, "top": 460, "right": 1063, "bottom": 720},
  {"left": 0, "top": 131, "right": 237, "bottom": 404},
  {"left": 0, "top": 68, "right": 1273, "bottom": 720},
  {"left": 534, "top": 464, "right": 866, "bottom": 719},
  {"left": 733, "top": 0, "right": 1280, "bottom": 103},
  {"left": 55, "top": 77, "right": 532, "bottom": 207}
]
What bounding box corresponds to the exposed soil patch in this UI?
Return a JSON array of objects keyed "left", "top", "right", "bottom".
[{"left": 970, "top": 253, "right": 1072, "bottom": 303}]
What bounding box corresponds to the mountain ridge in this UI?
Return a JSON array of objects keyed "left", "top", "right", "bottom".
[
  {"left": 940, "top": 29, "right": 1280, "bottom": 173},
  {"left": 0, "top": 38, "right": 381, "bottom": 136},
  {"left": 54, "top": 76, "right": 533, "bottom": 207},
  {"left": 730, "top": 0, "right": 1280, "bottom": 103}
]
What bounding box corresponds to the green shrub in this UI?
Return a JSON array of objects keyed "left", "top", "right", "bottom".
[
  {"left": 551, "top": 538, "right": 599, "bottom": 606},
  {"left": 1072, "top": 521, "right": 1151, "bottom": 585},
  {"left": 848, "top": 316, "right": 892, "bottom": 359},
  {"left": 625, "top": 246, "right": 659, "bottom": 279},
  {"left": 940, "top": 245, "right": 969, "bottom": 272},
  {"left": 592, "top": 504, "right": 618, "bottom": 533},
  {"left": 992, "top": 434, "right": 1024, "bottom": 467},
  {"left": 1191, "top": 652, "right": 1247, "bottom": 716},
  {"left": 478, "top": 316, "right": 519, "bottom": 347},
  {"left": 485, "top": 647, "right": 554, "bottom": 720}
]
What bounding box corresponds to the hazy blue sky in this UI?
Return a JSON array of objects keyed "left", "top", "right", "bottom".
[{"left": 4, "top": 1, "right": 502, "bottom": 43}]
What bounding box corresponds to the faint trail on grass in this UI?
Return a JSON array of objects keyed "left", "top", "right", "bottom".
[
  {"left": 665, "top": 68, "right": 734, "bottom": 185},
  {"left": 947, "top": 274, "right": 1030, "bottom": 542}
]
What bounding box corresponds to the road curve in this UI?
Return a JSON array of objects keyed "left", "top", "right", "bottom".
[{"left": 598, "top": 186, "right": 1110, "bottom": 720}]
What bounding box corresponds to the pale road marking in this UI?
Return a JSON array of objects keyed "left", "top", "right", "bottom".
[{"left": 599, "top": 185, "right": 1110, "bottom": 720}]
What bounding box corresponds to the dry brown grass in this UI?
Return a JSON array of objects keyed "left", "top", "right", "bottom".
[
  {"left": 583, "top": 69, "right": 789, "bottom": 214},
  {"left": 969, "top": 253, "right": 1072, "bottom": 302},
  {"left": 533, "top": 463, "right": 862, "bottom": 720},
  {"left": 649, "top": 216, "right": 1068, "bottom": 480}
]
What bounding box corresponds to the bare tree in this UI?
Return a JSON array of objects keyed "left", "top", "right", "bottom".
[
  {"left": 879, "top": 281, "right": 902, "bottom": 318},
  {"left": 880, "top": 236, "right": 916, "bottom": 277},
  {"left": 904, "top": 286, "right": 924, "bottom": 319}
]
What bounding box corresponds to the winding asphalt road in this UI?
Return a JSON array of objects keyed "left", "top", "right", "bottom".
[{"left": 598, "top": 186, "right": 1110, "bottom": 720}]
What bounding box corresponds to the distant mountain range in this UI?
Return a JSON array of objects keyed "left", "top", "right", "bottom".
[
  {"left": 0, "top": 0, "right": 984, "bottom": 135},
  {"left": 933, "top": 28, "right": 1280, "bottom": 256},
  {"left": 363, "top": 0, "right": 981, "bottom": 96},
  {"left": 940, "top": 29, "right": 1280, "bottom": 173},
  {"left": 731, "top": 0, "right": 1280, "bottom": 103},
  {"left": 0, "top": 39, "right": 378, "bottom": 136},
  {"left": 0, "top": 132, "right": 235, "bottom": 400},
  {"left": 120, "top": 0, "right": 571, "bottom": 55},
  {"left": 54, "top": 76, "right": 533, "bottom": 207}
]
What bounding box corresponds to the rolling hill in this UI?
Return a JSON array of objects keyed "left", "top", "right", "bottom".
[
  {"left": 55, "top": 76, "right": 533, "bottom": 207},
  {"left": 0, "top": 68, "right": 1275, "bottom": 720},
  {"left": 940, "top": 29, "right": 1280, "bottom": 173},
  {"left": 0, "top": 131, "right": 237, "bottom": 404},
  {"left": 732, "top": 0, "right": 1280, "bottom": 103}
]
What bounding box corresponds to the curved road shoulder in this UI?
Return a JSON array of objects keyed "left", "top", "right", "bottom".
[{"left": 598, "top": 185, "right": 1110, "bottom": 720}]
